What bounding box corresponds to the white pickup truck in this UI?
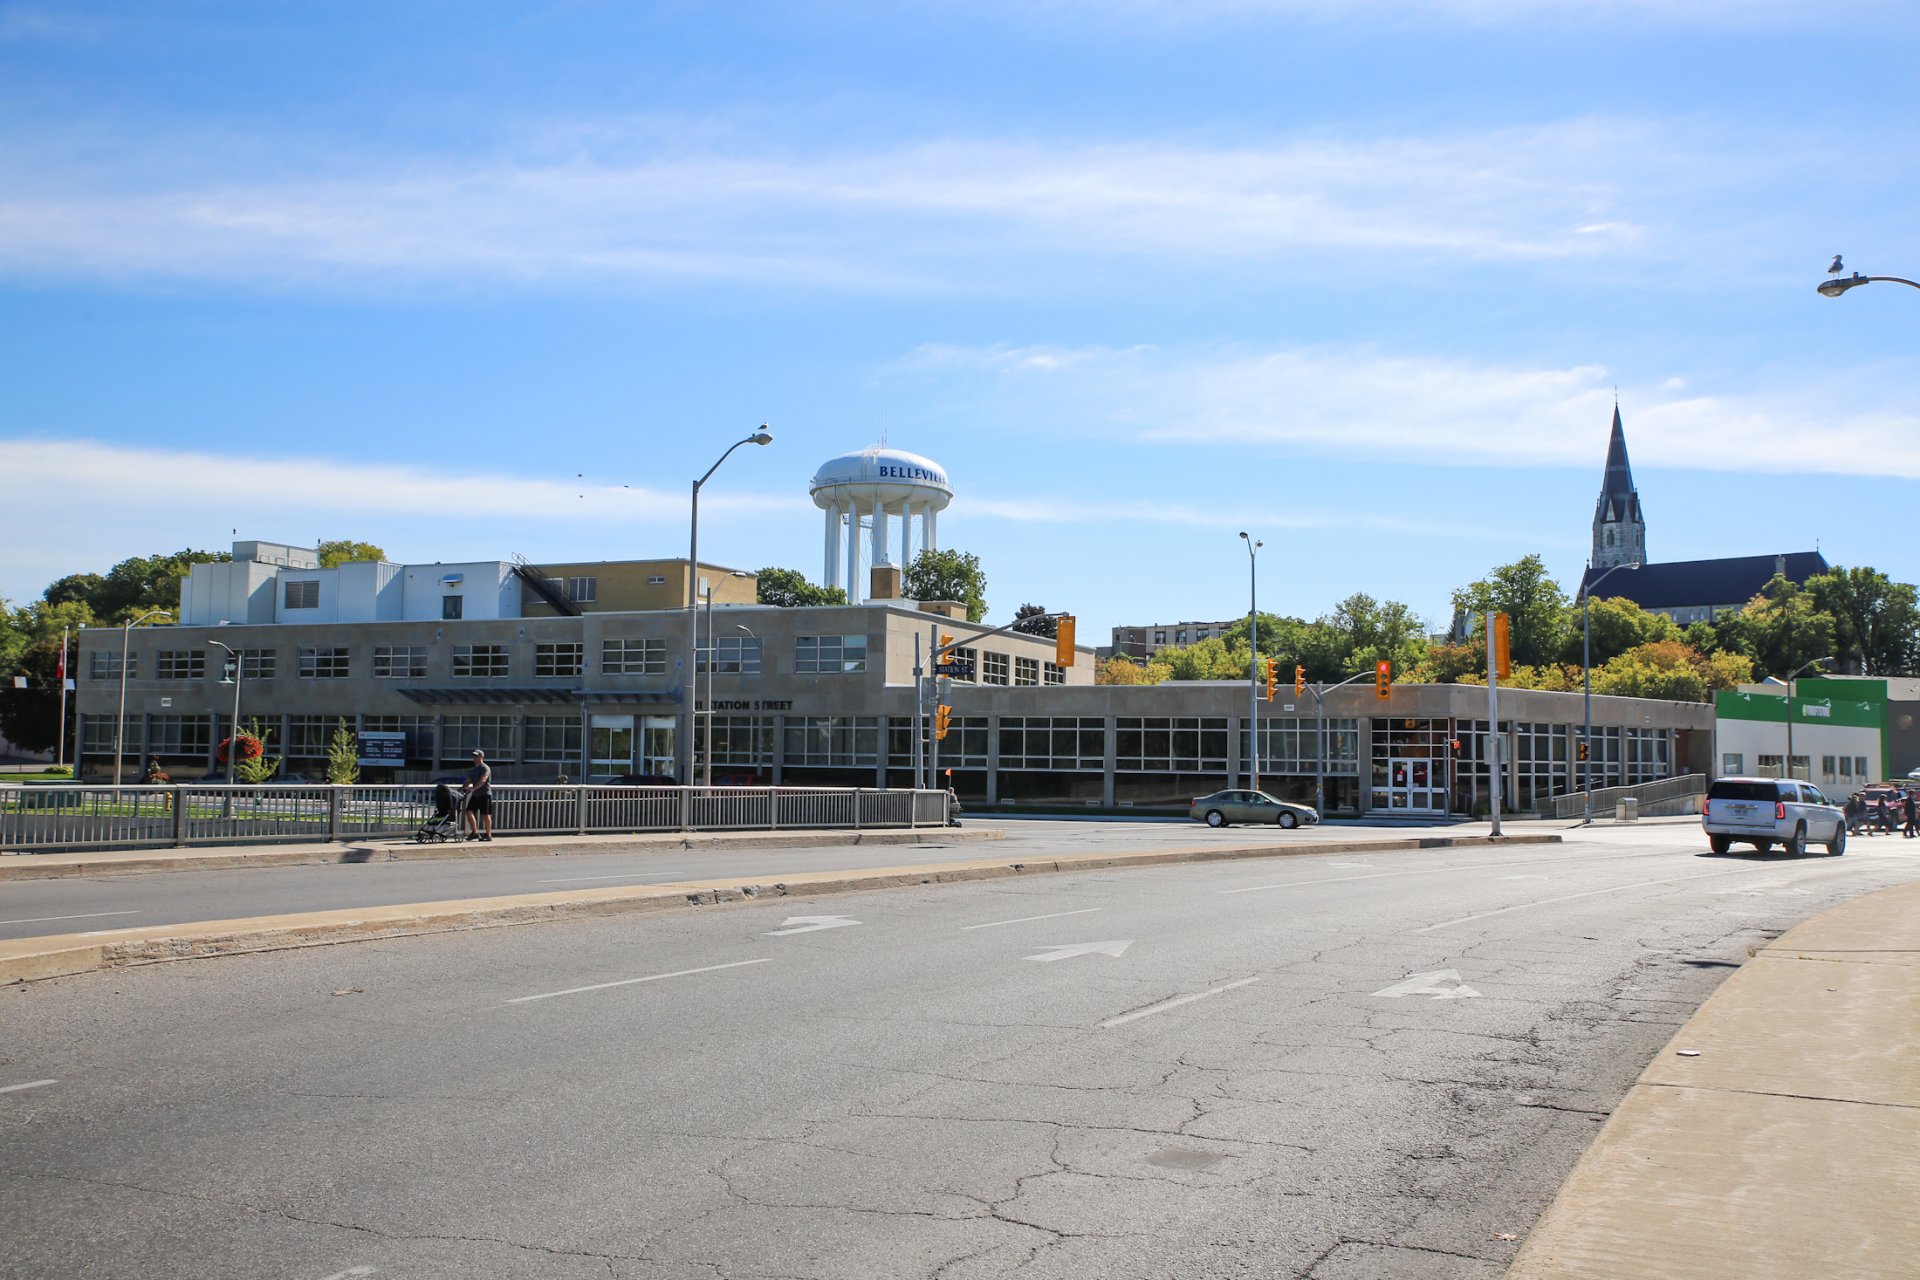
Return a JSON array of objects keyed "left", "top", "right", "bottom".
[{"left": 1701, "top": 776, "right": 1846, "bottom": 856}]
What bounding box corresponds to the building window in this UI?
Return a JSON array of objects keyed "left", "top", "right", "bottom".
[
  {"left": 709, "top": 715, "right": 774, "bottom": 766},
  {"left": 566, "top": 576, "right": 598, "bottom": 604},
  {"left": 89, "top": 652, "right": 128, "bottom": 680},
  {"left": 1857, "top": 756, "right": 1870, "bottom": 780},
  {"left": 981, "top": 651, "right": 1010, "bottom": 685},
  {"left": 284, "top": 580, "right": 320, "bottom": 610},
  {"left": 998, "top": 717, "right": 1105, "bottom": 770},
  {"left": 795, "top": 634, "right": 868, "bottom": 674},
  {"left": 286, "top": 715, "right": 340, "bottom": 759},
  {"left": 1723, "top": 753, "right": 1745, "bottom": 776},
  {"left": 362, "top": 715, "right": 434, "bottom": 763},
  {"left": 647, "top": 575, "right": 667, "bottom": 585},
  {"left": 602, "top": 637, "right": 666, "bottom": 676},
  {"left": 701, "top": 634, "right": 762, "bottom": 675},
  {"left": 888, "top": 716, "right": 987, "bottom": 767},
  {"left": 156, "top": 650, "right": 206, "bottom": 680},
  {"left": 236, "top": 649, "right": 276, "bottom": 680},
  {"left": 1839, "top": 756, "right": 1852, "bottom": 780},
  {"left": 1113, "top": 716, "right": 1230, "bottom": 772},
  {"left": 535, "top": 642, "right": 585, "bottom": 678},
  {"left": 950, "top": 645, "right": 978, "bottom": 683},
  {"left": 1153, "top": 630, "right": 1166, "bottom": 645},
  {"left": 452, "top": 644, "right": 509, "bottom": 678},
  {"left": 147, "top": 714, "right": 212, "bottom": 757},
  {"left": 782, "top": 716, "right": 879, "bottom": 766},
  {"left": 524, "top": 715, "right": 583, "bottom": 765},
  {"left": 1013, "top": 656, "right": 1040, "bottom": 687},
  {"left": 372, "top": 645, "right": 429, "bottom": 679},
  {"left": 442, "top": 595, "right": 464, "bottom": 620},
  {"left": 1822, "top": 755, "right": 1837, "bottom": 782},
  {"left": 1247, "top": 718, "right": 1361, "bottom": 775},
  {"left": 80, "top": 714, "right": 116, "bottom": 754},
  {"left": 442, "top": 715, "right": 516, "bottom": 763},
  {"left": 297, "top": 647, "right": 351, "bottom": 679},
  {"left": 1044, "top": 662, "right": 1066, "bottom": 685}
]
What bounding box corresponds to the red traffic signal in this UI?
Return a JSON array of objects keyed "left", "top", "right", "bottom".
[{"left": 1374, "top": 659, "right": 1392, "bottom": 699}]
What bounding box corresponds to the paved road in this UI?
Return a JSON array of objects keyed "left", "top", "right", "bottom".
[
  {"left": 5, "top": 824, "right": 1917, "bottom": 1279},
  {"left": 0, "top": 817, "right": 1488, "bottom": 942}
]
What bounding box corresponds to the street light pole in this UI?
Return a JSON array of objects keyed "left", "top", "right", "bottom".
[
  {"left": 1816, "top": 269, "right": 1920, "bottom": 299},
  {"left": 1239, "top": 531, "right": 1262, "bottom": 791},
  {"left": 112, "top": 608, "right": 169, "bottom": 792},
  {"left": 686, "top": 427, "right": 772, "bottom": 783},
  {"left": 1580, "top": 559, "right": 1641, "bottom": 824},
  {"left": 1784, "top": 655, "right": 1835, "bottom": 781},
  {"left": 206, "top": 640, "right": 242, "bottom": 787}
]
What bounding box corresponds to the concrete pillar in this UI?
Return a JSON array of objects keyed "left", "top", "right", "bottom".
[
  {"left": 845, "top": 506, "right": 861, "bottom": 603},
  {"left": 771, "top": 714, "right": 786, "bottom": 786},
  {"left": 925, "top": 506, "right": 938, "bottom": 553},
  {"left": 985, "top": 715, "right": 1000, "bottom": 803},
  {"left": 873, "top": 500, "right": 890, "bottom": 569},
  {"left": 899, "top": 499, "right": 916, "bottom": 569},
  {"left": 1102, "top": 714, "right": 1117, "bottom": 806},
  {"left": 823, "top": 504, "right": 841, "bottom": 589}
]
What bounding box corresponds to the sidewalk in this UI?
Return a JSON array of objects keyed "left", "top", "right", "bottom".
[{"left": 1507, "top": 878, "right": 1920, "bottom": 1280}]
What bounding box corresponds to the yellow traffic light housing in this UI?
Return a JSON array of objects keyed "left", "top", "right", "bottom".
[
  {"left": 1375, "top": 659, "right": 1392, "bottom": 699},
  {"left": 1055, "top": 615, "right": 1076, "bottom": 667},
  {"left": 1293, "top": 664, "right": 1306, "bottom": 697},
  {"left": 1492, "top": 612, "right": 1512, "bottom": 679},
  {"left": 935, "top": 705, "right": 952, "bottom": 740},
  {"left": 1263, "top": 657, "right": 1277, "bottom": 701}
]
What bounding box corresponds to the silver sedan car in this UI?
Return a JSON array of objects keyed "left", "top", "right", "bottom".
[{"left": 1189, "top": 789, "right": 1320, "bottom": 829}]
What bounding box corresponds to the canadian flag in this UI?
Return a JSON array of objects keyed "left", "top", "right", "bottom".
[{"left": 55, "top": 644, "right": 66, "bottom": 682}]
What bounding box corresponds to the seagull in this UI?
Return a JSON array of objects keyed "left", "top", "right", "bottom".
[{"left": 1828, "top": 254, "right": 1844, "bottom": 275}]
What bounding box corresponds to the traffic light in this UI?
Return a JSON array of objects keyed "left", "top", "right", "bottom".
[
  {"left": 1375, "top": 659, "right": 1392, "bottom": 699},
  {"left": 939, "top": 632, "right": 954, "bottom": 660},
  {"left": 1055, "top": 615, "right": 1077, "bottom": 668},
  {"left": 1492, "top": 612, "right": 1512, "bottom": 679},
  {"left": 1577, "top": 740, "right": 1590, "bottom": 762},
  {"left": 1263, "top": 657, "right": 1278, "bottom": 701},
  {"left": 935, "top": 705, "right": 952, "bottom": 740},
  {"left": 1293, "top": 664, "right": 1306, "bottom": 697}
]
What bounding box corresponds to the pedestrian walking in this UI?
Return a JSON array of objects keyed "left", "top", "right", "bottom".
[
  {"left": 1876, "top": 793, "right": 1894, "bottom": 835},
  {"left": 1905, "top": 790, "right": 1917, "bottom": 839},
  {"left": 1845, "top": 791, "right": 1864, "bottom": 835},
  {"left": 462, "top": 749, "right": 493, "bottom": 841}
]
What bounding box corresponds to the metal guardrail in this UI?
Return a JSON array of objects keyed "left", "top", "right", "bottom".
[
  {"left": 0, "top": 783, "right": 955, "bottom": 853},
  {"left": 1541, "top": 773, "right": 1707, "bottom": 820}
]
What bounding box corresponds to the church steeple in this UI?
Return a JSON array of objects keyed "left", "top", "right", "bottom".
[{"left": 1592, "top": 403, "right": 1645, "bottom": 569}]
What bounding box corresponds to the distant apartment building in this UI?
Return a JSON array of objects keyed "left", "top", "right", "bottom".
[{"left": 1109, "top": 620, "right": 1239, "bottom": 660}]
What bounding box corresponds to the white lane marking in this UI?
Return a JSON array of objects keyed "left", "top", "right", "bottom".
[
  {"left": 1417, "top": 870, "right": 1743, "bottom": 932},
  {"left": 536, "top": 873, "right": 655, "bottom": 884},
  {"left": 0, "top": 1079, "right": 58, "bottom": 1095},
  {"left": 1499, "top": 875, "right": 1551, "bottom": 882},
  {"left": 1026, "top": 939, "right": 1133, "bottom": 963},
  {"left": 1373, "top": 969, "right": 1481, "bottom": 1000},
  {"left": 506, "top": 958, "right": 770, "bottom": 1004},
  {"left": 318, "top": 1269, "right": 378, "bottom": 1279},
  {"left": 763, "top": 915, "right": 860, "bottom": 936},
  {"left": 0, "top": 910, "right": 141, "bottom": 926},
  {"left": 1327, "top": 861, "right": 1373, "bottom": 868},
  {"left": 1101, "top": 977, "right": 1260, "bottom": 1028},
  {"left": 963, "top": 908, "right": 1103, "bottom": 931}
]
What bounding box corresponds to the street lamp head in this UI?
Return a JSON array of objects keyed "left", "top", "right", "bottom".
[
  {"left": 748, "top": 428, "right": 772, "bottom": 446},
  {"left": 1818, "top": 273, "right": 1870, "bottom": 298}
]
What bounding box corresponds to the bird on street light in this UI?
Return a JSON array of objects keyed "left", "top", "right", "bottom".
[{"left": 1828, "top": 254, "right": 1844, "bottom": 275}]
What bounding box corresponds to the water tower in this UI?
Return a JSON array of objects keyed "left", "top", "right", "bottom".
[{"left": 810, "top": 447, "right": 953, "bottom": 602}]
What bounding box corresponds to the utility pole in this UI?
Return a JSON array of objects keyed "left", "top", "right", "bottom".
[{"left": 1486, "top": 610, "right": 1503, "bottom": 838}]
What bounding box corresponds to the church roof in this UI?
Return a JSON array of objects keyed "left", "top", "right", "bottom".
[{"left": 1578, "top": 552, "right": 1831, "bottom": 611}]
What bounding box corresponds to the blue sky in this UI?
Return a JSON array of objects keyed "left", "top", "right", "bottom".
[{"left": 5, "top": 0, "right": 1920, "bottom": 643}]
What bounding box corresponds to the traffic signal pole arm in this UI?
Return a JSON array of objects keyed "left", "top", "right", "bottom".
[{"left": 931, "top": 612, "right": 1079, "bottom": 665}]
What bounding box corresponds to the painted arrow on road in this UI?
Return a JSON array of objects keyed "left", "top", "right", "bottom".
[
  {"left": 762, "top": 916, "right": 861, "bottom": 936},
  {"left": 1025, "top": 940, "right": 1133, "bottom": 963},
  {"left": 1371, "top": 969, "right": 1481, "bottom": 1000}
]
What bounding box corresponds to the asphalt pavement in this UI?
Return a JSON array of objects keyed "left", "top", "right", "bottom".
[{"left": 4, "top": 819, "right": 1915, "bottom": 1278}]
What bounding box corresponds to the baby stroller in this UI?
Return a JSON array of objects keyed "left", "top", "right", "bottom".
[{"left": 415, "top": 782, "right": 468, "bottom": 843}]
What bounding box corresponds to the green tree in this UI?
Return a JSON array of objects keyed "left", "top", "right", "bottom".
[
  {"left": 232, "top": 718, "right": 283, "bottom": 785},
  {"left": 1564, "top": 596, "right": 1682, "bottom": 668},
  {"left": 325, "top": 718, "right": 361, "bottom": 784},
  {"left": 1805, "top": 565, "right": 1920, "bottom": 676},
  {"left": 316, "top": 539, "right": 388, "bottom": 568},
  {"left": 1010, "top": 603, "right": 1057, "bottom": 637},
  {"left": 90, "top": 549, "right": 228, "bottom": 620},
  {"left": 0, "top": 599, "right": 92, "bottom": 755},
  {"left": 755, "top": 567, "right": 848, "bottom": 608},
  {"left": 1157, "top": 636, "right": 1248, "bottom": 681},
  {"left": 1451, "top": 555, "right": 1571, "bottom": 668},
  {"left": 1095, "top": 655, "right": 1170, "bottom": 686},
  {"left": 1715, "top": 576, "right": 1838, "bottom": 680},
  {"left": 902, "top": 549, "right": 987, "bottom": 623}
]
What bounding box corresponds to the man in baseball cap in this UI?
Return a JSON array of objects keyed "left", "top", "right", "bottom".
[{"left": 462, "top": 749, "right": 493, "bottom": 841}]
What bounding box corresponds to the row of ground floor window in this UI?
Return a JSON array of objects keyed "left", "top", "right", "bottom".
[{"left": 80, "top": 710, "right": 1678, "bottom": 815}]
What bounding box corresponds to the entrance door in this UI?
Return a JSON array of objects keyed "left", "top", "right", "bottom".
[
  {"left": 1387, "top": 757, "right": 1444, "bottom": 812},
  {"left": 590, "top": 715, "right": 635, "bottom": 779},
  {"left": 641, "top": 716, "right": 678, "bottom": 777}
]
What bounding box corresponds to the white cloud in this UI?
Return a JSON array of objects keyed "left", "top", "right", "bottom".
[
  {"left": 0, "top": 439, "right": 805, "bottom": 601},
  {"left": 899, "top": 342, "right": 1920, "bottom": 478},
  {"left": 0, "top": 116, "right": 1727, "bottom": 291}
]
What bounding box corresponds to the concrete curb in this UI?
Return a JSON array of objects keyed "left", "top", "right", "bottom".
[
  {"left": 0, "top": 832, "right": 1557, "bottom": 984},
  {"left": 1505, "top": 878, "right": 1920, "bottom": 1280},
  {"left": 0, "top": 826, "right": 1004, "bottom": 881}
]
